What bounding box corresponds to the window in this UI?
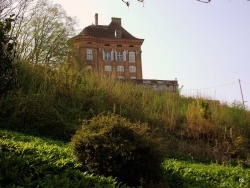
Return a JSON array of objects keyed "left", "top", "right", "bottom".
[
  {"left": 103, "top": 50, "right": 114, "bottom": 61},
  {"left": 117, "top": 66, "right": 124, "bottom": 72},
  {"left": 116, "top": 51, "right": 123, "bottom": 62},
  {"left": 129, "top": 52, "right": 135, "bottom": 62},
  {"left": 104, "top": 65, "right": 112, "bottom": 72},
  {"left": 129, "top": 66, "right": 136, "bottom": 73},
  {"left": 115, "top": 30, "right": 122, "bottom": 38},
  {"left": 86, "top": 49, "right": 93, "bottom": 60},
  {"left": 118, "top": 76, "right": 124, "bottom": 79},
  {"left": 130, "top": 76, "right": 136, "bottom": 80},
  {"left": 104, "top": 51, "right": 111, "bottom": 61}
]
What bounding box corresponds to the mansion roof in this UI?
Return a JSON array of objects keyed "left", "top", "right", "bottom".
[{"left": 71, "top": 15, "right": 144, "bottom": 42}]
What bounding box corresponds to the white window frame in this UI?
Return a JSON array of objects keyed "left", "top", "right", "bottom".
[
  {"left": 115, "top": 30, "right": 122, "bottom": 38},
  {"left": 104, "top": 51, "right": 111, "bottom": 61},
  {"left": 117, "top": 66, "right": 124, "bottom": 72},
  {"left": 129, "top": 52, "right": 135, "bottom": 62},
  {"left": 116, "top": 51, "right": 123, "bottom": 62},
  {"left": 86, "top": 49, "right": 93, "bottom": 60},
  {"left": 129, "top": 66, "right": 136, "bottom": 73},
  {"left": 104, "top": 65, "right": 112, "bottom": 72}
]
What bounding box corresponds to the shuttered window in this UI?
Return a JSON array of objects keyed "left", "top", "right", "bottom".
[
  {"left": 116, "top": 52, "right": 123, "bottom": 62},
  {"left": 103, "top": 50, "right": 114, "bottom": 61}
]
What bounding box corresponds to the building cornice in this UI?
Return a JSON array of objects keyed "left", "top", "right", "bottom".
[{"left": 69, "top": 35, "right": 144, "bottom": 45}]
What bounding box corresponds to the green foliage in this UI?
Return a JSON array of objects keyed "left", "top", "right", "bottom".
[
  {"left": 163, "top": 159, "right": 250, "bottom": 188},
  {"left": 0, "top": 14, "right": 18, "bottom": 101},
  {"left": 0, "top": 129, "right": 126, "bottom": 187},
  {"left": 71, "top": 113, "right": 164, "bottom": 187}
]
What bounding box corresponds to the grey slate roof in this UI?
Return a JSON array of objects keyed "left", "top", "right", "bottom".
[{"left": 77, "top": 21, "right": 142, "bottom": 40}]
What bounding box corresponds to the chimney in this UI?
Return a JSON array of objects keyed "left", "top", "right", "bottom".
[
  {"left": 111, "top": 17, "right": 121, "bottom": 26},
  {"left": 95, "top": 13, "right": 98, "bottom": 26}
]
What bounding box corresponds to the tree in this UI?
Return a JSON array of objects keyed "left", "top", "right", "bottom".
[
  {"left": 0, "top": 15, "right": 18, "bottom": 101},
  {"left": 15, "top": 0, "right": 77, "bottom": 65},
  {"left": 0, "top": 0, "right": 33, "bottom": 31}
]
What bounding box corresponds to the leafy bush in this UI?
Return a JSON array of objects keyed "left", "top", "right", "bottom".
[{"left": 71, "top": 113, "right": 165, "bottom": 187}]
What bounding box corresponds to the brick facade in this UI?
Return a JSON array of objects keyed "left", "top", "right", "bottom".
[{"left": 69, "top": 14, "right": 179, "bottom": 92}]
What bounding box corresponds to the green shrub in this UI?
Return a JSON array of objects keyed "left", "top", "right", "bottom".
[{"left": 70, "top": 113, "right": 165, "bottom": 187}]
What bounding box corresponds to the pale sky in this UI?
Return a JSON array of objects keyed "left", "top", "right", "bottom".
[{"left": 52, "top": 0, "right": 250, "bottom": 109}]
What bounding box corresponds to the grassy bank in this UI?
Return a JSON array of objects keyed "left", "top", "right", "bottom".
[{"left": 1, "top": 61, "right": 250, "bottom": 163}]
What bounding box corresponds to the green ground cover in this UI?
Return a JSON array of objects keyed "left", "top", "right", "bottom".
[
  {"left": 163, "top": 159, "right": 250, "bottom": 188},
  {"left": 0, "top": 129, "right": 126, "bottom": 188}
]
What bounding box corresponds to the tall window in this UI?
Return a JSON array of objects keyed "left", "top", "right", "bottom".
[
  {"left": 86, "top": 49, "right": 93, "bottom": 60},
  {"left": 104, "top": 65, "right": 112, "bottom": 72},
  {"left": 117, "top": 66, "right": 124, "bottom": 72},
  {"left": 104, "top": 51, "right": 111, "bottom": 61},
  {"left": 129, "top": 66, "right": 136, "bottom": 73},
  {"left": 129, "top": 52, "right": 135, "bottom": 62},
  {"left": 116, "top": 52, "right": 123, "bottom": 62}
]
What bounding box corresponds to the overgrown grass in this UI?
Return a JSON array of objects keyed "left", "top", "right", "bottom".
[
  {"left": 1, "top": 61, "right": 250, "bottom": 163},
  {"left": 0, "top": 129, "right": 127, "bottom": 187}
]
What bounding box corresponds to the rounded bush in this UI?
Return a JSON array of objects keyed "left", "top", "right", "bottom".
[{"left": 70, "top": 113, "right": 164, "bottom": 187}]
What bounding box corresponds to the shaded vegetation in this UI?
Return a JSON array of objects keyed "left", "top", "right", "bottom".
[
  {"left": 0, "top": 15, "right": 18, "bottom": 101},
  {"left": 0, "top": 129, "right": 126, "bottom": 187}
]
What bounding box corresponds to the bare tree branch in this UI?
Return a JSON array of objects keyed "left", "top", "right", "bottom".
[
  {"left": 122, "top": 0, "right": 144, "bottom": 7},
  {"left": 197, "top": 0, "right": 211, "bottom": 3}
]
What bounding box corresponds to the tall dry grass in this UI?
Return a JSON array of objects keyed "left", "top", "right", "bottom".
[{"left": 1, "top": 61, "right": 250, "bottom": 162}]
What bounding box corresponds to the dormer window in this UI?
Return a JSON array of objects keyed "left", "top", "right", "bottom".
[{"left": 115, "top": 30, "right": 122, "bottom": 38}]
